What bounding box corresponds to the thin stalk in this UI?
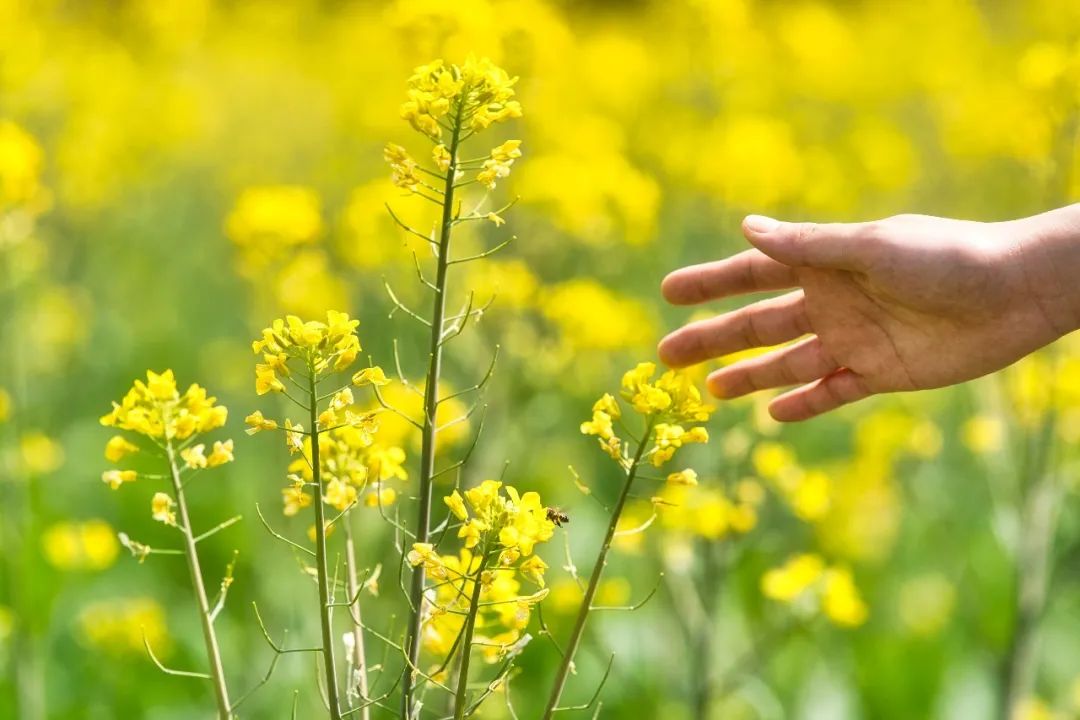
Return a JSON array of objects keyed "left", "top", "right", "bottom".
[
  {"left": 402, "top": 98, "right": 465, "bottom": 719},
  {"left": 452, "top": 553, "right": 492, "bottom": 720},
  {"left": 343, "top": 519, "right": 372, "bottom": 720},
  {"left": 693, "top": 538, "right": 723, "bottom": 719},
  {"left": 309, "top": 368, "right": 344, "bottom": 719},
  {"left": 165, "top": 442, "right": 232, "bottom": 719},
  {"left": 1000, "top": 409, "right": 1059, "bottom": 720},
  {"left": 540, "top": 418, "right": 656, "bottom": 720}
]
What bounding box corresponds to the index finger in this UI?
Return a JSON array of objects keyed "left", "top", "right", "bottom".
[{"left": 661, "top": 249, "right": 798, "bottom": 305}]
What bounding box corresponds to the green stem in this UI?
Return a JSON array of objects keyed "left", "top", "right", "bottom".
[
  {"left": 402, "top": 99, "right": 465, "bottom": 719},
  {"left": 1000, "top": 409, "right": 1059, "bottom": 720},
  {"left": 452, "top": 553, "right": 492, "bottom": 720},
  {"left": 343, "top": 519, "right": 371, "bottom": 720},
  {"left": 309, "top": 369, "right": 343, "bottom": 719},
  {"left": 540, "top": 418, "right": 656, "bottom": 720},
  {"left": 165, "top": 442, "right": 232, "bottom": 719}
]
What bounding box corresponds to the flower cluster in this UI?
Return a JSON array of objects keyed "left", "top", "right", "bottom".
[
  {"left": 282, "top": 420, "right": 408, "bottom": 515},
  {"left": 406, "top": 481, "right": 556, "bottom": 664},
  {"left": 581, "top": 362, "right": 713, "bottom": 468},
  {"left": 400, "top": 57, "right": 521, "bottom": 140},
  {"left": 387, "top": 56, "right": 525, "bottom": 207},
  {"left": 101, "top": 369, "right": 228, "bottom": 442},
  {"left": 761, "top": 553, "right": 868, "bottom": 627},
  {"left": 100, "top": 370, "right": 234, "bottom": 501},
  {"left": 251, "top": 311, "right": 362, "bottom": 394}
]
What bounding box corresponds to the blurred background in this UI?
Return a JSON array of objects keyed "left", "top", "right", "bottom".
[{"left": 3, "top": 0, "right": 1080, "bottom": 718}]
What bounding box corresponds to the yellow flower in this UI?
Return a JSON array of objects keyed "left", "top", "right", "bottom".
[
  {"left": 519, "top": 555, "right": 548, "bottom": 587},
  {"left": 101, "top": 371, "right": 229, "bottom": 442},
  {"left": 245, "top": 410, "right": 279, "bottom": 435},
  {"left": 151, "top": 492, "right": 176, "bottom": 525},
  {"left": 42, "top": 520, "right": 120, "bottom": 572},
  {"left": 104, "top": 435, "right": 139, "bottom": 463},
  {"left": 0, "top": 387, "right": 10, "bottom": 423},
  {"left": 399, "top": 57, "right": 521, "bottom": 141},
  {"left": 283, "top": 485, "right": 312, "bottom": 517},
  {"left": 580, "top": 409, "right": 615, "bottom": 440},
  {"left": 20, "top": 433, "right": 64, "bottom": 474},
  {"left": 324, "top": 478, "right": 357, "bottom": 512},
  {"left": 666, "top": 469, "right": 698, "bottom": 486},
  {"left": 352, "top": 366, "right": 390, "bottom": 387},
  {"left": 444, "top": 490, "right": 468, "bottom": 521},
  {"left": 432, "top": 144, "right": 451, "bottom": 172},
  {"left": 459, "top": 519, "right": 486, "bottom": 549},
  {"left": 761, "top": 554, "right": 825, "bottom": 602},
  {"left": 963, "top": 415, "right": 1004, "bottom": 454},
  {"left": 364, "top": 486, "right": 397, "bottom": 507},
  {"left": 180, "top": 444, "right": 208, "bottom": 469},
  {"left": 822, "top": 568, "right": 868, "bottom": 627},
  {"left": 251, "top": 313, "right": 363, "bottom": 397},
  {"left": 102, "top": 469, "right": 137, "bottom": 490},
  {"left": 207, "top": 440, "right": 234, "bottom": 468}
]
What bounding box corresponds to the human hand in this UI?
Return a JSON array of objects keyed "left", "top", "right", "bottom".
[{"left": 658, "top": 210, "right": 1080, "bottom": 421}]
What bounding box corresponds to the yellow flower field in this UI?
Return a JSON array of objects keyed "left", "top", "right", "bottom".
[{"left": 3, "top": 1, "right": 1080, "bottom": 718}]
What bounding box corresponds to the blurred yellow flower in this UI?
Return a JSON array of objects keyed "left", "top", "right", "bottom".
[
  {"left": 42, "top": 520, "right": 119, "bottom": 571},
  {"left": 962, "top": 415, "right": 1005, "bottom": 455},
  {"left": 20, "top": 432, "right": 64, "bottom": 475},
  {"left": 78, "top": 598, "right": 170, "bottom": 657}
]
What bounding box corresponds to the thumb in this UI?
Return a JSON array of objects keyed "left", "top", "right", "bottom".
[{"left": 742, "top": 215, "right": 871, "bottom": 270}]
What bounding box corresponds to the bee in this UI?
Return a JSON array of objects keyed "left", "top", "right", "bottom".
[{"left": 545, "top": 506, "right": 570, "bottom": 528}]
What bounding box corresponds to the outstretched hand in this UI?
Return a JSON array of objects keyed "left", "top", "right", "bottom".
[{"left": 658, "top": 212, "right": 1080, "bottom": 421}]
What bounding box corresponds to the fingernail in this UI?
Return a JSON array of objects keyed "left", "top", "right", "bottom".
[{"left": 744, "top": 215, "right": 780, "bottom": 233}]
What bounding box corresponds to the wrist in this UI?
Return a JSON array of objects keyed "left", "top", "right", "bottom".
[{"left": 1008, "top": 204, "right": 1080, "bottom": 338}]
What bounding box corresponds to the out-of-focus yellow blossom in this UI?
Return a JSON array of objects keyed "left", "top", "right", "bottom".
[
  {"left": 0, "top": 606, "right": 11, "bottom": 644},
  {"left": 761, "top": 554, "right": 825, "bottom": 602},
  {"left": 272, "top": 250, "right": 350, "bottom": 319},
  {"left": 0, "top": 388, "right": 10, "bottom": 423},
  {"left": 541, "top": 279, "right": 655, "bottom": 352},
  {"left": 20, "top": 432, "right": 65, "bottom": 474},
  {"left": 283, "top": 484, "right": 312, "bottom": 517},
  {"left": 762, "top": 554, "right": 868, "bottom": 628},
  {"left": 0, "top": 120, "right": 47, "bottom": 212},
  {"left": 366, "top": 379, "right": 470, "bottom": 452},
  {"left": 963, "top": 415, "right": 1005, "bottom": 454},
  {"left": 225, "top": 185, "right": 323, "bottom": 271},
  {"left": 822, "top": 568, "right": 869, "bottom": 627},
  {"left": 151, "top": 492, "right": 176, "bottom": 525},
  {"left": 1012, "top": 699, "right": 1059, "bottom": 720},
  {"left": 78, "top": 598, "right": 170, "bottom": 657},
  {"left": 463, "top": 259, "right": 539, "bottom": 310},
  {"left": 898, "top": 573, "right": 956, "bottom": 637},
  {"left": 658, "top": 482, "right": 763, "bottom": 541},
  {"left": 907, "top": 420, "right": 943, "bottom": 459},
  {"left": 41, "top": 520, "right": 119, "bottom": 571}
]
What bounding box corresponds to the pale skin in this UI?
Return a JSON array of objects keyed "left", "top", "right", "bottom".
[{"left": 658, "top": 205, "right": 1080, "bottom": 421}]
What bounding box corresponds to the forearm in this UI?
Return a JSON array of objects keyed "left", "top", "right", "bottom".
[{"left": 1009, "top": 203, "right": 1080, "bottom": 338}]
